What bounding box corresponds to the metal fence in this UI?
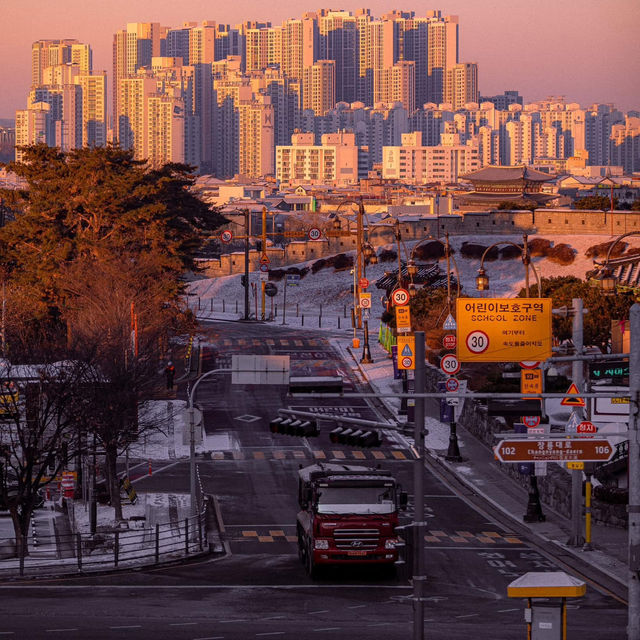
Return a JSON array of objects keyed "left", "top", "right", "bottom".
[{"left": 0, "top": 499, "right": 211, "bottom": 578}]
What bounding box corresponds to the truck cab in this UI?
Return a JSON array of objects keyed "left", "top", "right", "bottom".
[{"left": 296, "top": 463, "right": 407, "bottom": 577}]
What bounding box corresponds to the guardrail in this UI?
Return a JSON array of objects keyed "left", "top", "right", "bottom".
[{"left": 0, "top": 500, "right": 210, "bottom": 578}]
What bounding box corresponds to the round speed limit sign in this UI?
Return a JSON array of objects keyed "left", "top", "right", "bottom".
[
  {"left": 308, "top": 227, "right": 322, "bottom": 241},
  {"left": 465, "top": 330, "right": 489, "bottom": 354},
  {"left": 440, "top": 354, "right": 460, "bottom": 375},
  {"left": 391, "top": 288, "right": 410, "bottom": 306},
  {"left": 220, "top": 230, "right": 233, "bottom": 243}
]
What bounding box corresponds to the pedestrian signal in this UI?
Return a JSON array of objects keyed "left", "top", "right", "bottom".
[
  {"left": 329, "top": 426, "right": 382, "bottom": 448},
  {"left": 269, "top": 416, "right": 319, "bottom": 437}
]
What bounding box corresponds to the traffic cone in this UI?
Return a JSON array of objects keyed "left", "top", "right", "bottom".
[
  {"left": 148, "top": 459, "right": 152, "bottom": 476},
  {"left": 378, "top": 324, "right": 383, "bottom": 344}
]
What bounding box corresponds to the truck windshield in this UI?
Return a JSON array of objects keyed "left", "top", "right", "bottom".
[{"left": 316, "top": 486, "right": 395, "bottom": 515}]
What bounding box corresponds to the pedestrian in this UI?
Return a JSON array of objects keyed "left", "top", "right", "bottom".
[{"left": 165, "top": 361, "right": 175, "bottom": 390}]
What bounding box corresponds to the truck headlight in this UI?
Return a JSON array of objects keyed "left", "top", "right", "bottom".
[
  {"left": 314, "top": 539, "right": 330, "bottom": 550},
  {"left": 385, "top": 538, "right": 398, "bottom": 550}
]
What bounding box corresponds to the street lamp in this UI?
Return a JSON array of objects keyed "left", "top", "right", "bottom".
[
  {"left": 591, "top": 230, "right": 640, "bottom": 295},
  {"left": 409, "top": 233, "right": 462, "bottom": 461},
  {"left": 475, "top": 234, "right": 545, "bottom": 522}
]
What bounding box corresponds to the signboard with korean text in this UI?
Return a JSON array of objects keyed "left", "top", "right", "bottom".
[
  {"left": 359, "top": 292, "right": 372, "bottom": 309},
  {"left": 589, "top": 360, "right": 629, "bottom": 382},
  {"left": 521, "top": 368, "right": 542, "bottom": 395},
  {"left": 395, "top": 306, "right": 412, "bottom": 333},
  {"left": 494, "top": 439, "right": 615, "bottom": 463},
  {"left": 456, "top": 298, "right": 552, "bottom": 362},
  {"left": 590, "top": 385, "right": 630, "bottom": 420}
]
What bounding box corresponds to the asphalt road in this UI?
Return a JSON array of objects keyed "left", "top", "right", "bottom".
[{"left": 0, "top": 322, "right": 626, "bottom": 639}]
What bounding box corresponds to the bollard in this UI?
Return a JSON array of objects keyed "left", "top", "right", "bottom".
[
  {"left": 344, "top": 304, "right": 347, "bottom": 318},
  {"left": 223, "top": 299, "right": 226, "bottom": 313},
  {"left": 114, "top": 531, "right": 119, "bottom": 567},
  {"left": 185, "top": 518, "right": 190, "bottom": 555},
  {"left": 319, "top": 315, "right": 322, "bottom": 328},
  {"left": 301, "top": 314, "right": 304, "bottom": 326},
  {"left": 274, "top": 304, "right": 278, "bottom": 318},
  {"left": 235, "top": 300, "right": 238, "bottom": 313},
  {"left": 296, "top": 303, "right": 299, "bottom": 317},
  {"left": 197, "top": 297, "right": 201, "bottom": 310},
  {"left": 155, "top": 523, "right": 160, "bottom": 563},
  {"left": 148, "top": 459, "right": 152, "bottom": 476},
  {"left": 319, "top": 303, "right": 323, "bottom": 316},
  {"left": 338, "top": 316, "right": 341, "bottom": 329},
  {"left": 210, "top": 298, "right": 213, "bottom": 312}
]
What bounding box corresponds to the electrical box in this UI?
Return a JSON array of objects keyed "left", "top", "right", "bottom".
[{"left": 531, "top": 602, "right": 562, "bottom": 640}]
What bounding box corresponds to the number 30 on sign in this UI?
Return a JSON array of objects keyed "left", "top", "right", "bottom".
[
  {"left": 466, "top": 330, "right": 489, "bottom": 354},
  {"left": 440, "top": 354, "right": 460, "bottom": 375}
]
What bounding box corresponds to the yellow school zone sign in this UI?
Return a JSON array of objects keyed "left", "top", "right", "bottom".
[{"left": 456, "top": 298, "right": 552, "bottom": 363}]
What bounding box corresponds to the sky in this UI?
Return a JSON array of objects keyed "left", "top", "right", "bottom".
[{"left": 1, "top": 0, "right": 639, "bottom": 119}]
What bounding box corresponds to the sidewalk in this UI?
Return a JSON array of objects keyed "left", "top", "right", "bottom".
[{"left": 333, "top": 332, "right": 629, "bottom": 593}]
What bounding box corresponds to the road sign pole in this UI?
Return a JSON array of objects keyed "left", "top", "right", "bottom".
[
  {"left": 413, "top": 331, "right": 426, "bottom": 640},
  {"left": 568, "top": 298, "right": 585, "bottom": 546},
  {"left": 445, "top": 420, "right": 462, "bottom": 462},
  {"left": 244, "top": 209, "right": 250, "bottom": 321},
  {"left": 628, "top": 303, "right": 640, "bottom": 640}
]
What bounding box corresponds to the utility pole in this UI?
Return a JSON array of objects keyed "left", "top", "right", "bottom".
[
  {"left": 568, "top": 297, "right": 586, "bottom": 546},
  {"left": 244, "top": 209, "right": 250, "bottom": 321},
  {"left": 413, "top": 331, "right": 426, "bottom": 640},
  {"left": 628, "top": 303, "right": 640, "bottom": 640}
]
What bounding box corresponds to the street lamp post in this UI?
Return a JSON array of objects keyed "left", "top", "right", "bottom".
[
  {"left": 475, "top": 235, "right": 545, "bottom": 522},
  {"left": 409, "top": 233, "right": 462, "bottom": 461},
  {"left": 187, "top": 368, "right": 229, "bottom": 518}
]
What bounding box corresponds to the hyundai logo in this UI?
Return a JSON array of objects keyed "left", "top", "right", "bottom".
[{"left": 350, "top": 540, "right": 362, "bottom": 547}]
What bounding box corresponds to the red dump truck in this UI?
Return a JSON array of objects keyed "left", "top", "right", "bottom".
[{"left": 296, "top": 463, "right": 407, "bottom": 577}]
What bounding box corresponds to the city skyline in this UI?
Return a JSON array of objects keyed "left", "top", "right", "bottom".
[{"left": 1, "top": 0, "right": 639, "bottom": 119}]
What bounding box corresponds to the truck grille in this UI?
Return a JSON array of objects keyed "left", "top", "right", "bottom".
[{"left": 333, "top": 528, "right": 380, "bottom": 550}]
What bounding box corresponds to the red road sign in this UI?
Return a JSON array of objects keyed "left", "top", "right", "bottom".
[
  {"left": 445, "top": 377, "right": 459, "bottom": 392},
  {"left": 391, "top": 288, "right": 410, "bottom": 306},
  {"left": 359, "top": 278, "right": 370, "bottom": 289},
  {"left": 519, "top": 361, "right": 541, "bottom": 369},
  {"left": 440, "top": 354, "right": 460, "bottom": 376},
  {"left": 260, "top": 255, "right": 270, "bottom": 265},
  {"left": 220, "top": 230, "right": 233, "bottom": 243},
  {"left": 259, "top": 263, "right": 269, "bottom": 273},
  {"left": 442, "top": 334, "right": 457, "bottom": 350},
  {"left": 308, "top": 227, "right": 322, "bottom": 241},
  {"left": 494, "top": 439, "right": 614, "bottom": 463},
  {"left": 577, "top": 421, "right": 598, "bottom": 434},
  {"left": 522, "top": 416, "right": 541, "bottom": 428}
]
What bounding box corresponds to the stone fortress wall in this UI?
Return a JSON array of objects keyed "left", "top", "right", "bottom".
[{"left": 197, "top": 209, "right": 640, "bottom": 277}]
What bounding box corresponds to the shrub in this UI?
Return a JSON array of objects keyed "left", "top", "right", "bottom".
[
  {"left": 311, "top": 258, "right": 327, "bottom": 274},
  {"left": 499, "top": 244, "right": 523, "bottom": 260},
  {"left": 594, "top": 484, "right": 628, "bottom": 505},
  {"left": 585, "top": 241, "right": 628, "bottom": 259},
  {"left": 331, "top": 253, "right": 354, "bottom": 271},
  {"left": 528, "top": 238, "right": 552, "bottom": 257},
  {"left": 413, "top": 241, "right": 446, "bottom": 260},
  {"left": 269, "top": 269, "right": 286, "bottom": 281},
  {"left": 460, "top": 242, "right": 498, "bottom": 261},
  {"left": 377, "top": 248, "right": 397, "bottom": 263},
  {"left": 547, "top": 243, "right": 576, "bottom": 265}
]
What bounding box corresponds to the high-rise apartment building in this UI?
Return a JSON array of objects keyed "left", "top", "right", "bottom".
[
  {"left": 318, "top": 11, "right": 357, "bottom": 104},
  {"left": 444, "top": 63, "right": 478, "bottom": 111},
  {"left": 383, "top": 61, "right": 415, "bottom": 113},
  {"left": 15, "top": 103, "right": 52, "bottom": 161},
  {"left": 427, "top": 13, "right": 458, "bottom": 104},
  {"left": 32, "top": 40, "right": 92, "bottom": 87},
  {"left": 238, "top": 94, "right": 274, "bottom": 178},
  {"left": 303, "top": 60, "right": 335, "bottom": 116}
]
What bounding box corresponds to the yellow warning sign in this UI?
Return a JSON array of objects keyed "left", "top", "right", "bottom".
[
  {"left": 561, "top": 383, "right": 585, "bottom": 407},
  {"left": 395, "top": 306, "right": 412, "bottom": 334},
  {"left": 521, "top": 368, "right": 542, "bottom": 395},
  {"left": 456, "top": 298, "right": 552, "bottom": 362},
  {"left": 397, "top": 335, "right": 415, "bottom": 370}
]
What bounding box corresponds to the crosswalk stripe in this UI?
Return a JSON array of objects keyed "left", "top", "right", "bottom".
[
  {"left": 352, "top": 451, "right": 366, "bottom": 459},
  {"left": 253, "top": 452, "right": 265, "bottom": 459},
  {"left": 372, "top": 451, "right": 386, "bottom": 459},
  {"left": 391, "top": 451, "right": 406, "bottom": 460},
  {"left": 313, "top": 450, "right": 326, "bottom": 459},
  {"left": 332, "top": 450, "right": 346, "bottom": 459}
]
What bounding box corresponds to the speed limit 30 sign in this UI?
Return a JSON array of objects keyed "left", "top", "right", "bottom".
[
  {"left": 440, "top": 354, "right": 460, "bottom": 376},
  {"left": 465, "top": 330, "right": 489, "bottom": 355},
  {"left": 391, "top": 288, "right": 410, "bottom": 306}
]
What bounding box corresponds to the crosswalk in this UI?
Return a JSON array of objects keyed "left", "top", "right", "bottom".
[{"left": 203, "top": 448, "right": 414, "bottom": 461}]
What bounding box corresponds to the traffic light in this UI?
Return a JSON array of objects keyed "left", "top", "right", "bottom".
[
  {"left": 329, "top": 426, "right": 382, "bottom": 448},
  {"left": 269, "top": 416, "right": 319, "bottom": 437}
]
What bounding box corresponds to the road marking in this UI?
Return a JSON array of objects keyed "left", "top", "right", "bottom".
[
  {"left": 170, "top": 622, "right": 198, "bottom": 626},
  {"left": 256, "top": 633, "right": 285, "bottom": 637},
  {"left": 193, "top": 637, "right": 225, "bottom": 640},
  {"left": 110, "top": 626, "right": 142, "bottom": 630},
  {"left": 456, "top": 614, "right": 479, "bottom": 619},
  {"left": 498, "top": 608, "right": 519, "bottom": 613},
  {"left": 0, "top": 584, "right": 412, "bottom": 591},
  {"left": 312, "top": 628, "right": 340, "bottom": 632},
  {"left": 308, "top": 610, "right": 329, "bottom": 615},
  {"left": 347, "top": 605, "right": 367, "bottom": 609},
  {"left": 46, "top": 630, "right": 78, "bottom": 633},
  {"left": 131, "top": 460, "right": 182, "bottom": 483}
]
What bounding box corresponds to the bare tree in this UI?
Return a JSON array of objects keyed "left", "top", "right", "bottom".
[{"left": 0, "top": 361, "right": 87, "bottom": 561}]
